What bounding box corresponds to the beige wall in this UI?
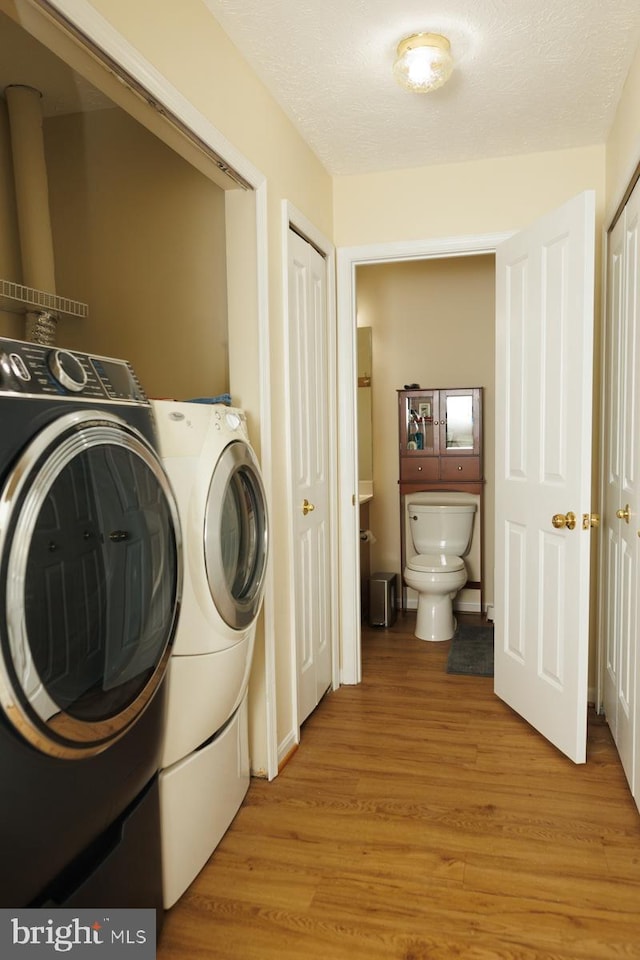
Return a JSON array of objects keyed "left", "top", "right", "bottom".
[
  {"left": 0, "top": 94, "right": 228, "bottom": 395},
  {"left": 334, "top": 145, "right": 606, "bottom": 245},
  {"left": 606, "top": 37, "right": 640, "bottom": 216},
  {"left": 357, "top": 255, "right": 495, "bottom": 609},
  {"left": 83, "top": 0, "right": 333, "bottom": 232},
  {"left": 42, "top": 107, "right": 228, "bottom": 399}
]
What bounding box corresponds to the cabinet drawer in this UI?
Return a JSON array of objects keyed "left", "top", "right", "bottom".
[
  {"left": 440, "top": 456, "right": 481, "bottom": 480},
  {"left": 400, "top": 457, "right": 439, "bottom": 482}
]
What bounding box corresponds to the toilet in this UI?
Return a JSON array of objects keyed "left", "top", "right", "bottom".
[{"left": 403, "top": 500, "right": 477, "bottom": 642}]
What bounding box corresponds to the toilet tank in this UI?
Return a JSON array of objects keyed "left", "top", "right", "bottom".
[{"left": 408, "top": 503, "right": 476, "bottom": 557}]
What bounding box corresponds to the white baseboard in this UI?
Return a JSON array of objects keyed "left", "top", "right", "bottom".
[
  {"left": 455, "top": 600, "right": 484, "bottom": 614},
  {"left": 276, "top": 729, "right": 298, "bottom": 768},
  {"left": 403, "top": 597, "right": 491, "bottom": 616}
]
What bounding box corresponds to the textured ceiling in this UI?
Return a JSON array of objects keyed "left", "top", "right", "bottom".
[{"left": 202, "top": 0, "right": 640, "bottom": 176}]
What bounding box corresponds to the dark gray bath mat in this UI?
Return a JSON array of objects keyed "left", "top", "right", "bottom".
[{"left": 446, "top": 622, "right": 494, "bottom": 677}]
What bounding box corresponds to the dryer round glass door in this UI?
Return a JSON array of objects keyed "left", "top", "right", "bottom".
[
  {"left": 0, "top": 411, "right": 182, "bottom": 758},
  {"left": 204, "top": 439, "right": 268, "bottom": 631}
]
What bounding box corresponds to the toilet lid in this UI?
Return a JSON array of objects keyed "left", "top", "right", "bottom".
[{"left": 407, "top": 554, "right": 465, "bottom": 574}]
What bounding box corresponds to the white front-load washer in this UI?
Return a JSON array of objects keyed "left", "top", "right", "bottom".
[{"left": 150, "top": 399, "right": 268, "bottom": 908}]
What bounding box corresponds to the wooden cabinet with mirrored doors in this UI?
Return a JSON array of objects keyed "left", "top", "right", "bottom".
[
  {"left": 398, "top": 387, "right": 482, "bottom": 485},
  {"left": 398, "top": 387, "right": 484, "bottom": 609}
]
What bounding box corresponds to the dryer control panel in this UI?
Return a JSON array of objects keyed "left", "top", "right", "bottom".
[{"left": 0, "top": 336, "right": 147, "bottom": 403}]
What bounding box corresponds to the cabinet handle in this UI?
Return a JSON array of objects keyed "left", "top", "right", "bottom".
[
  {"left": 457, "top": 465, "right": 463, "bottom": 471},
  {"left": 417, "top": 466, "right": 422, "bottom": 471}
]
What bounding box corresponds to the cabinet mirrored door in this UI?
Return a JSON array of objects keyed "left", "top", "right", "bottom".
[
  {"left": 399, "top": 388, "right": 481, "bottom": 459},
  {"left": 402, "top": 389, "right": 439, "bottom": 456},
  {"left": 444, "top": 394, "right": 473, "bottom": 449},
  {"left": 439, "top": 388, "right": 481, "bottom": 456}
]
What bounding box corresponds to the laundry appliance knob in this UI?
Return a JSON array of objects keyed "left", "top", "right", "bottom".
[{"left": 48, "top": 349, "right": 88, "bottom": 393}]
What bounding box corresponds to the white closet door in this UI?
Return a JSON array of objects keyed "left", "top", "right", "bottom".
[
  {"left": 603, "top": 178, "right": 640, "bottom": 799},
  {"left": 287, "top": 228, "right": 332, "bottom": 727},
  {"left": 633, "top": 180, "right": 640, "bottom": 809},
  {"left": 602, "top": 210, "right": 627, "bottom": 755}
]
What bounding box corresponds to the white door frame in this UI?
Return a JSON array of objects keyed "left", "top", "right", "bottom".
[
  {"left": 281, "top": 202, "right": 339, "bottom": 755},
  {"left": 27, "top": 0, "right": 279, "bottom": 778},
  {"left": 336, "top": 232, "right": 511, "bottom": 683}
]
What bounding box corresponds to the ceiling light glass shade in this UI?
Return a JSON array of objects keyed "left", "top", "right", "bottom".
[{"left": 393, "top": 33, "right": 453, "bottom": 93}]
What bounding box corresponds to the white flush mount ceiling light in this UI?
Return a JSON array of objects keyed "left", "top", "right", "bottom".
[{"left": 393, "top": 33, "right": 453, "bottom": 93}]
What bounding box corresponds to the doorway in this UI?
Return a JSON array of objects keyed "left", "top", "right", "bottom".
[
  {"left": 354, "top": 255, "right": 496, "bottom": 627},
  {"left": 337, "top": 233, "right": 509, "bottom": 685}
]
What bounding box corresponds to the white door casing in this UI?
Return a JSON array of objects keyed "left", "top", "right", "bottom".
[
  {"left": 602, "top": 177, "right": 640, "bottom": 795},
  {"left": 495, "top": 191, "right": 596, "bottom": 764},
  {"left": 287, "top": 227, "right": 333, "bottom": 726}
]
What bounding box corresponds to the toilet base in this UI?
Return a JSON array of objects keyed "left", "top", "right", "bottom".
[
  {"left": 403, "top": 561, "right": 467, "bottom": 643},
  {"left": 415, "top": 596, "right": 457, "bottom": 642}
]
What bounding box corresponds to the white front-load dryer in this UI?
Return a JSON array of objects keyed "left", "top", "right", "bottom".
[{"left": 150, "top": 399, "right": 268, "bottom": 908}]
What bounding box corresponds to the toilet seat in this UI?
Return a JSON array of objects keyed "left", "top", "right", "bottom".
[{"left": 407, "top": 554, "right": 465, "bottom": 574}]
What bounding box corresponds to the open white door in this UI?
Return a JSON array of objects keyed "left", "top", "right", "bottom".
[{"left": 494, "top": 191, "right": 595, "bottom": 763}]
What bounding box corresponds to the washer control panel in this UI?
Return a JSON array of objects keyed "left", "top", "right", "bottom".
[{"left": 0, "top": 337, "right": 146, "bottom": 402}]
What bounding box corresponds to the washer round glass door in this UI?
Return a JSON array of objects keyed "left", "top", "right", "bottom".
[
  {"left": 0, "top": 410, "right": 181, "bottom": 758},
  {"left": 204, "top": 440, "right": 268, "bottom": 631}
]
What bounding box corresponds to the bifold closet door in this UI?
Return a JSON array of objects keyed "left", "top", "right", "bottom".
[{"left": 602, "top": 177, "right": 640, "bottom": 801}]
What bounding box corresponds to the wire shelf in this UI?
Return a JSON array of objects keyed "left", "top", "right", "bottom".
[{"left": 0, "top": 279, "right": 88, "bottom": 319}]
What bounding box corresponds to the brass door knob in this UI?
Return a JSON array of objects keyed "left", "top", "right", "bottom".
[
  {"left": 616, "top": 504, "right": 630, "bottom": 523},
  {"left": 552, "top": 511, "right": 577, "bottom": 530},
  {"left": 302, "top": 499, "right": 315, "bottom": 516}
]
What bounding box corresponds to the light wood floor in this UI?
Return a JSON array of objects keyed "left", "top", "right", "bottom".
[{"left": 157, "top": 614, "right": 640, "bottom": 959}]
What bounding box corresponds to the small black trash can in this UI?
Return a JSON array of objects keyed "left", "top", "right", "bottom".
[{"left": 368, "top": 572, "right": 397, "bottom": 627}]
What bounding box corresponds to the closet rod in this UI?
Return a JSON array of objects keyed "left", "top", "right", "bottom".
[{"left": 609, "top": 159, "right": 640, "bottom": 233}]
